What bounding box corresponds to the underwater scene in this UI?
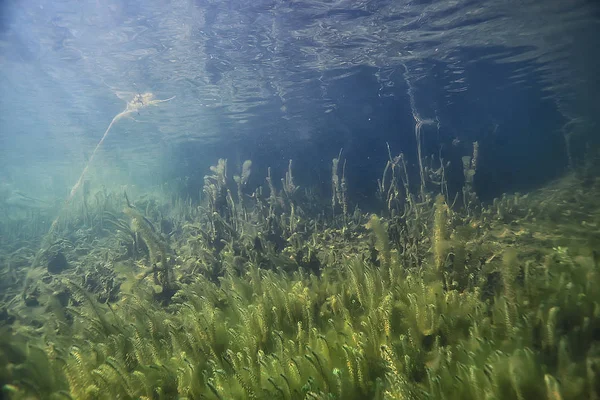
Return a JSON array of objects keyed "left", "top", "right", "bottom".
[{"left": 1, "top": 0, "right": 600, "bottom": 399}]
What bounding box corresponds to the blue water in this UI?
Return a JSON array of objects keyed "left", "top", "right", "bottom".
[{"left": 1, "top": 0, "right": 598, "bottom": 206}]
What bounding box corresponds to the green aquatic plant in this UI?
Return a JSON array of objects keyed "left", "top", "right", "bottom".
[
  {"left": 377, "top": 144, "right": 410, "bottom": 217},
  {"left": 432, "top": 194, "right": 449, "bottom": 275},
  {"left": 3, "top": 150, "right": 600, "bottom": 400},
  {"left": 122, "top": 198, "right": 175, "bottom": 299},
  {"left": 331, "top": 149, "right": 348, "bottom": 224}
]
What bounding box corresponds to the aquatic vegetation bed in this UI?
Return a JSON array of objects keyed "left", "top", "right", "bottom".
[{"left": 1, "top": 158, "right": 600, "bottom": 400}]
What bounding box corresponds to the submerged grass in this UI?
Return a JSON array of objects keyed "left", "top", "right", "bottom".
[{"left": 1, "top": 155, "right": 600, "bottom": 400}]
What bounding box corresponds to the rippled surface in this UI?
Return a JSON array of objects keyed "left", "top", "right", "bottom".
[{"left": 0, "top": 0, "right": 597, "bottom": 167}]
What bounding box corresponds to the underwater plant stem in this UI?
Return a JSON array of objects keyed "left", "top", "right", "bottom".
[
  {"left": 401, "top": 63, "right": 436, "bottom": 202},
  {"left": 45, "top": 94, "right": 174, "bottom": 238},
  {"left": 47, "top": 111, "right": 129, "bottom": 236},
  {"left": 68, "top": 114, "right": 125, "bottom": 201}
]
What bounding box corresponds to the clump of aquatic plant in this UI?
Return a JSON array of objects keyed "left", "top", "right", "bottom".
[
  {"left": 122, "top": 194, "right": 176, "bottom": 299},
  {"left": 2, "top": 148, "right": 600, "bottom": 400}
]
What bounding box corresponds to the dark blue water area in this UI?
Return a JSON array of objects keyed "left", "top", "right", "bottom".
[
  {"left": 170, "top": 45, "right": 570, "bottom": 211},
  {"left": 434, "top": 46, "right": 569, "bottom": 202}
]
